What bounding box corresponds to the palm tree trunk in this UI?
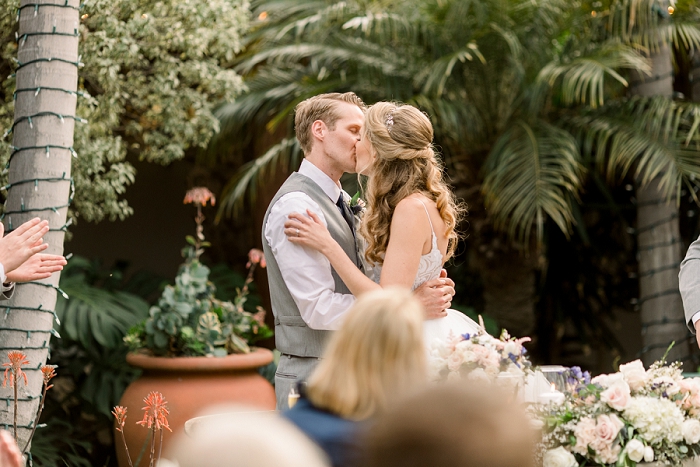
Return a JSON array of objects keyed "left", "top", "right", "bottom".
[
  {"left": 0, "top": 0, "right": 78, "bottom": 451},
  {"left": 630, "top": 42, "right": 692, "bottom": 366}
]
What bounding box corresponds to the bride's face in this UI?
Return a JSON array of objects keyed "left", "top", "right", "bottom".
[{"left": 355, "top": 131, "right": 375, "bottom": 175}]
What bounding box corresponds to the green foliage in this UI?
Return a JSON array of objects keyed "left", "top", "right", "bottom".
[
  {"left": 0, "top": 0, "right": 248, "bottom": 222},
  {"left": 30, "top": 420, "right": 93, "bottom": 467},
  {"left": 125, "top": 244, "right": 272, "bottom": 357},
  {"left": 53, "top": 256, "right": 152, "bottom": 417},
  {"left": 212, "top": 0, "right": 700, "bottom": 244}
]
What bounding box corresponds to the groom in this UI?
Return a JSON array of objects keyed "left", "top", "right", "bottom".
[{"left": 262, "top": 92, "right": 455, "bottom": 409}]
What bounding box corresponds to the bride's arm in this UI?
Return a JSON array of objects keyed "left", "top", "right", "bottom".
[
  {"left": 285, "top": 210, "right": 380, "bottom": 296},
  {"left": 378, "top": 198, "right": 429, "bottom": 289}
]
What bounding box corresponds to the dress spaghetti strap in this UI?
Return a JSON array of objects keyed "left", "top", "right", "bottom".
[{"left": 416, "top": 199, "right": 436, "bottom": 235}]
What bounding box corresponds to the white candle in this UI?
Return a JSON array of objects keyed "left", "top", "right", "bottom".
[
  {"left": 538, "top": 383, "right": 565, "bottom": 405},
  {"left": 538, "top": 391, "right": 565, "bottom": 405}
]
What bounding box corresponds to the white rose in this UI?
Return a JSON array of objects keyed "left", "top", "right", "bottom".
[
  {"left": 625, "top": 439, "right": 645, "bottom": 462},
  {"left": 466, "top": 367, "right": 491, "bottom": 384},
  {"left": 543, "top": 447, "right": 577, "bottom": 467},
  {"left": 592, "top": 372, "right": 625, "bottom": 388},
  {"left": 601, "top": 380, "right": 631, "bottom": 410},
  {"left": 682, "top": 419, "right": 700, "bottom": 444},
  {"left": 619, "top": 360, "right": 648, "bottom": 391},
  {"left": 644, "top": 446, "right": 654, "bottom": 462}
]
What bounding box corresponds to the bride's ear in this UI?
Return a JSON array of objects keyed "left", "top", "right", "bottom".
[{"left": 311, "top": 120, "right": 326, "bottom": 142}]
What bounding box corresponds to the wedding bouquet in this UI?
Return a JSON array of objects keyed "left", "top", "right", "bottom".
[
  {"left": 537, "top": 359, "right": 700, "bottom": 467},
  {"left": 428, "top": 328, "right": 532, "bottom": 384}
]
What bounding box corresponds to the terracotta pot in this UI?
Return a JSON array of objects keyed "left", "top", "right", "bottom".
[{"left": 115, "top": 348, "right": 276, "bottom": 467}]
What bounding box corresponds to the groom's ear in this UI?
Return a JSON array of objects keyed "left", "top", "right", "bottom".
[{"left": 311, "top": 120, "right": 327, "bottom": 142}]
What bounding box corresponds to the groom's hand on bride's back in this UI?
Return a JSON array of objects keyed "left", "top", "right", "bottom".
[{"left": 414, "top": 269, "right": 455, "bottom": 320}]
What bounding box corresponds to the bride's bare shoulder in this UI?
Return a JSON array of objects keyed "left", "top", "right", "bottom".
[{"left": 394, "top": 195, "right": 429, "bottom": 216}]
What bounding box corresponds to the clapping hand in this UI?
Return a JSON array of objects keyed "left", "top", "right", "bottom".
[
  {"left": 6, "top": 253, "right": 66, "bottom": 283},
  {"left": 0, "top": 218, "right": 49, "bottom": 275}
]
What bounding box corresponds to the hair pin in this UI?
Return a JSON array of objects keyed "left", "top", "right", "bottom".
[{"left": 385, "top": 109, "right": 396, "bottom": 133}]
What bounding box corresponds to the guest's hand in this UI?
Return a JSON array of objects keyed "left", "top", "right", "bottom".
[
  {"left": 6, "top": 254, "right": 67, "bottom": 283},
  {"left": 0, "top": 218, "right": 49, "bottom": 274},
  {"left": 414, "top": 274, "right": 454, "bottom": 320},
  {"left": 285, "top": 210, "right": 337, "bottom": 255},
  {"left": 0, "top": 430, "right": 23, "bottom": 467}
]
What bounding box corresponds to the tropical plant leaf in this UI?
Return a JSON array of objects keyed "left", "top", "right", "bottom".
[
  {"left": 216, "top": 137, "right": 302, "bottom": 221},
  {"left": 482, "top": 120, "right": 585, "bottom": 242},
  {"left": 538, "top": 41, "right": 651, "bottom": 107},
  {"left": 55, "top": 257, "right": 150, "bottom": 349},
  {"left": 567, "top": 97, "right": 700, "bottom": 198}
]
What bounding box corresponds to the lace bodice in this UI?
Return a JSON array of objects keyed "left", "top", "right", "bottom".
[{"left": 368, "top": 200, "right": 444, "bottom": 290}]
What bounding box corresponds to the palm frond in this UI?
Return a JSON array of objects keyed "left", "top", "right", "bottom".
[
  {"left": 216, "top": 138, "right": 302, "bottom": 222},
  {"left": 482, "top": 120, "right": 585, "bottom": 243},
  {"left": 538, "top": 41, "right": 651, "bottom": 107},
  {"left": 567, "top": 96, "right": 700, "bottom": 199},
  {"left": 421, "top": 43, "right": 485, "bottom": 97}
]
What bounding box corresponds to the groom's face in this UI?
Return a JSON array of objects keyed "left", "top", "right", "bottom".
[{"left": 323, "top": 102, "right": 365, "bottom": 175}]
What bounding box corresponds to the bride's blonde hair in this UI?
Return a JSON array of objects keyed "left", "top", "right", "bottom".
[{"left": 360, "top": 102, "right": 463, "bottom": 265}]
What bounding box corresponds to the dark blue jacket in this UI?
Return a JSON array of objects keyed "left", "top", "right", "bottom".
[{"left": 282, "top": 396, "right": 364, "bottom": 467}]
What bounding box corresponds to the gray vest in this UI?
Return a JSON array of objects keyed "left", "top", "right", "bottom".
[{"left": 262, "top": 172, "right": 361, "bottom": 358}]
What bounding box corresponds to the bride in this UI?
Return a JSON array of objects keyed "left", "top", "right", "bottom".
[{"left": 284, "top": 101, "right": 480, "bottom": 346}]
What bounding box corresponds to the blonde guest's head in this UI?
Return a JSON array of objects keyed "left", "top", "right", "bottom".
[
  {"left": 306, "top": 288, "right": 427, "bottom": 420},
  {"left": 359, "top": 102, "right": 464, "bottom": 265}
]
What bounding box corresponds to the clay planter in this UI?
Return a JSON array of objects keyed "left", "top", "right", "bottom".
[{"left": 115, "top": 348, "right": 276, "bottom": 467}]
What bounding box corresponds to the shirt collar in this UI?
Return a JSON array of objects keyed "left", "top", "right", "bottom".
[{"left": 298, "top": 159, "right": 342, "bottom": 202}]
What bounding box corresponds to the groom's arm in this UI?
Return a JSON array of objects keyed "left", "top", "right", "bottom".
[{"left": 265, "top": 192, "right": 356, "bottom": 331}]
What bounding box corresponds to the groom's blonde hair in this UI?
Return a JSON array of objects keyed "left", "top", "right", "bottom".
[
  {"left": 294, "top": 92, "right": 366, "bottom": 154},
  {"left": 306, "top": 288, "right": 427, "bottom": 420}
]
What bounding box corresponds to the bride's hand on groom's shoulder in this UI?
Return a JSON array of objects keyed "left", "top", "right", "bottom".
[{"left": 284, "top": 210, "right": 334, "bottom": 254}]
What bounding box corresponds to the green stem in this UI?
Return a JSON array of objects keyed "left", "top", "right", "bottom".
[
  {"left": 13, "top": 377, "right": 18, "bottom": 442},
  {"left": 22, "top": 384, "right": 46, "bottom": 453},
  {"left": 149, "top": 428, "right": 156, "bottom": 467},
  {"left": 133, "top": 431, "right": 150, "bottom": 467},
  {"left": 118, "top": 428, "right": 134, "bottom": 467}
]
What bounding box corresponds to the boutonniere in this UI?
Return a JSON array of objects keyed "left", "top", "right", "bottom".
[{"left": 350, "top": 191, "right": 366, "bottom": 215}]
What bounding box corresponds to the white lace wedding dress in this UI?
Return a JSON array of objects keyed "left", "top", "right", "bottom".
[{"left": 369, "top": 201, "right": 481, "bottom": 348}]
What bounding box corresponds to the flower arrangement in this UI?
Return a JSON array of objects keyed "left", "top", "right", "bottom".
[
  {"left": 537, "top": 358, "right": 700, "bottom": 467},
  {"left": 124, "top": 187, "right": 272, "bottom": 357},
  {"left": 428, "top": 326, "right": 532, "bottom": 385}
]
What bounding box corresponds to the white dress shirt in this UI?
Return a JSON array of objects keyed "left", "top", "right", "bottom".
[{"left": 264, "top": 159, "right": 356, "bottom": 330}]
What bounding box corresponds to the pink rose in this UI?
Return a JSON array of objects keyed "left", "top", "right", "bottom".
[
  {"left": 595, "top": 414, "right": 624, "bottom": 446},
  {"left": 447, "top": 350, "right": 465, "bottom": 371},
  {"left": 573, "top": 417, "right": 597, "bottom": 455},
  {"left": 596, "top": 444, "right": 622, "bottom": 465},
  {"left": 601, "top": 381, "right": 631, "bottom": 411}
]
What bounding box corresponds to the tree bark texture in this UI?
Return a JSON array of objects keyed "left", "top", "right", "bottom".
[
  {"left": 0, "top": 0, "right": 78, "bottom": 452},
  {"left": 630, "top": 43, "right": 692, "bottom": 366}
]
